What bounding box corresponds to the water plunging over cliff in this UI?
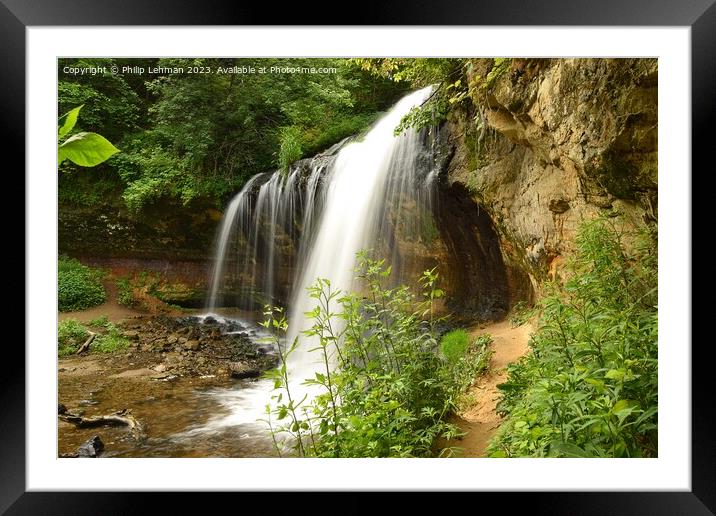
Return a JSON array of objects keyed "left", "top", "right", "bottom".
[
  {"left": 286, "top": 87, "right": 435, "bottom": 378},
  {"left": 192, "top": 86, "right": 514, "bottom": 432},
  {"left": 206, "top": 86, "right": 442, "bottom": 386}
]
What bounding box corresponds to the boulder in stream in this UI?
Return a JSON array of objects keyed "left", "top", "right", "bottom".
[{"left": 77, "top": 435, "right": 104, "bottom": 458}]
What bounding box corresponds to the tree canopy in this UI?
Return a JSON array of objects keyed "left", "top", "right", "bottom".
[{"left": 58, "top": 57, "right": 409, "bottom": 212}]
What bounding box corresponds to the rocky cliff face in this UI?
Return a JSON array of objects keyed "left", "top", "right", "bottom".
[{"left": 443, "top": 58, "right": 658, "bottom": 294}]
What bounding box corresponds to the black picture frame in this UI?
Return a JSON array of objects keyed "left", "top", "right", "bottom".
[{"left": 6, "top": 1, "right": 708, "bottom": 513}]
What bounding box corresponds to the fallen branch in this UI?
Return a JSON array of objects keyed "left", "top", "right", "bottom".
[
  {"left": 59, "top": 408, "right": 145, "bottom": 439},
  {"left": 76, "top": 332, "right": 96, "bottom": 354}
]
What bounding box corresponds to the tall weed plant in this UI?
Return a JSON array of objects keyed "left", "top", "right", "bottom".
[
  {"left": 262, "top": 252, "right": 483, "bottom": 457},
  {"left": 488, "top": 217, "right": 658, "bottom": 458}
]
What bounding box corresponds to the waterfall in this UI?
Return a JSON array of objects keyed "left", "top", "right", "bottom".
[
  {"left": 206, "top": 86, "right": 437, "bottom": 388},
  {"left": 285, "top": 87, "right": 435, "bottom": 378}
]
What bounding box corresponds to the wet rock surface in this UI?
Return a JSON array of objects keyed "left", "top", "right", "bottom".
[
  {"left": 116, "top": 315, "right": 278, "bottom": 379},
  {"left": 78, "top": 435, "right": 105, "bottom": 457},
  {"left": 58, "top": 314, "right": 280, "bottom": 458}
]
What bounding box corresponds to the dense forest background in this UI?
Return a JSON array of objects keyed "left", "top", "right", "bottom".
[{"left": 58, "top": 57, "right": 420, "bottom": 212}]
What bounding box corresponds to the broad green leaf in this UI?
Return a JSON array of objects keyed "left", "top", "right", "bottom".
[
  {"left": 57, "top": 147, "right": 67, "bottom": 166},
  {"left": 58, "top": 132, "right": 119, "bottom": 167},
  {"left": 612, "top": 399, "right": 640, "bottom": 423},
  {"left": 58, "top": 104, "right": 83, "bottom": 139},
  {"left": 605, "top": 369, "right": 626, "bottom": 381},
  {"left": 585, "top": 378, "right": 605, "bottom": 390}
]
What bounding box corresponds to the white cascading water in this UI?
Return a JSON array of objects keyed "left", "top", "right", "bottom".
[
  {"left": 285, "top": 86, "right": 434, "bottom": 380},
  {"left": 206, "top": 174, "right": 263, "bottom": 313},
  {"left": 194, "top": 86, "right": 436, "bottom": 433}
]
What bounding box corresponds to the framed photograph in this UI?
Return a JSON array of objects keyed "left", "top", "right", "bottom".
[{"left": 8, "top": 0, "right": 707, "bottom": 512}]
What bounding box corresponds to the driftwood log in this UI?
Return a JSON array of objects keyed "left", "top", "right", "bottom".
[
  {"left": 76, "top": 332, "right": 96, "bottom": 354},
  {"left": 58, "top": 408, "right": 145, "bottom": 439}
]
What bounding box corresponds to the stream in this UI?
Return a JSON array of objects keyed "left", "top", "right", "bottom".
[{"left": 58, "top": 310, "right": 280, "bottom": 458}]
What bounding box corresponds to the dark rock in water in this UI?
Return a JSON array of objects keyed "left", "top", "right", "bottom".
[
  {"left": 255, "top": 344, "right": 274, "bottom": 355},
  {"left": 58, "top": 403, "right": 67, "bottom": 415},
  {"left": 224, "top": 322, "right": 244, "bottom": 332},
  {"left": 203, "top": 316, "right": 217, "bottom": 325},
  {"left": 228, "top": 361, "right": 261, "bottom": 379},
  {"left": 78, "top": 435, "right": 104, "bottom": 458}
]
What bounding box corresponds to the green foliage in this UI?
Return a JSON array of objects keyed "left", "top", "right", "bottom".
[
  {"left": 58, "top": 58, "right": 406, "bottom": 211},
  {"left": 449, "top": 334, "right": 494, "bottom": 411},
  {"left": 278, "top": 126, "right": 304, "bottom": 173},
  {"left": 57, "top": 316, "right": 130, "bottom": 355},
  {"left": 92, "top": 323, "right": 130, "bottom": 353},
  {"left": 57, "top": 319, "right": 89, "bottom": 356},
  {"left": 116, "top": 278, "right": 136, "bottom": 307},
  {"left": 88, "top": 315, "right": 110, "bottom": 328},
  {"left": 488, "top": 218, "right": 658, "bottom": 458},
  {"left": 58, "top": 105, "right": 83, "bottom": 139},
  {"left": 393, "top": 97, "right": 448, "bottom": 136},
  {"left": 509, "top": 300, "right": 535, "bottom": 328},
  {"left": 58, "top": 59, "right": 142, "bottom": 142},
  {"left": 58, "top": 256, "right": 106, "bottom": 312},
  {"left": 474, "top": 58, "right": 511, "bottom": 93},
  {"left": 440, "top": 329, "right": 470, "bottom": 363},
  {"left": 352, "top": 58, "right": 470, "bottom": 135},
  {"left": 352, "top": 58, "right": 461, "bottom": 87},
  {"left": 58, "top": 130, "right": 119, "bottom": 168},
  {"left": 262, "top": 253, "right": 489, "bottom": 458},
  {"left": 57, "top": 102, "right": 120, "bottom": 169}
]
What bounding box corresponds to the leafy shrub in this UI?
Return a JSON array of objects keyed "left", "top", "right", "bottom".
[
  {"left": 57, "top": 319, "right": 89, "bottom": 356},
  {"left": 116, "top": 278, "right": 136, "bottom": 307},
  {"left": 58, "top": 256, "right": 106, "bottom": 311},
  {"left": 450, "top": 334, "right": 494, "bottom": 402},
  {"left": 262, "top": 254, "right": 488, "bottom": 458},
  {"left": 488, "top": 217, "right": 658, "bottom": 458}
]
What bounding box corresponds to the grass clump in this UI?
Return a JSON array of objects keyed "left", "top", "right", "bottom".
[
  {"left": 58, "top": 256, "right": 106, "bottom": 312},
  {"left": 57, "top": 319, "right": 89, "bottom": 356},
  {"left": 440, "top": 329, "right": 470, "bottom": 363},
  {"left": 57, "top": 317, "right": 129, "bottom": 355},
  {"left": 92, "top": 323, "right": 130, "bottom": 353},
  {"left": 488, "top": 217, "right": 658, "bottom": 458}
]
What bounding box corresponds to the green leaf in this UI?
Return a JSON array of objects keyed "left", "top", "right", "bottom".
[
  {"left": 58, "top": 104, "right": 83, "bottom": 139},
  {"left": 58, "top": 132, "right": 119, "bottom": 167},
  {"left": 57, "top": 147, "right": 67, "bottom": 166},
  {"left": 549, "top": 441, "right": 592, "bottom": 458},
  {"left": 612, "top": 399, "right": 640, "bottom": 423},
  {"left": 605, "top": 369, "right": 626, "bottom": 381}
]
